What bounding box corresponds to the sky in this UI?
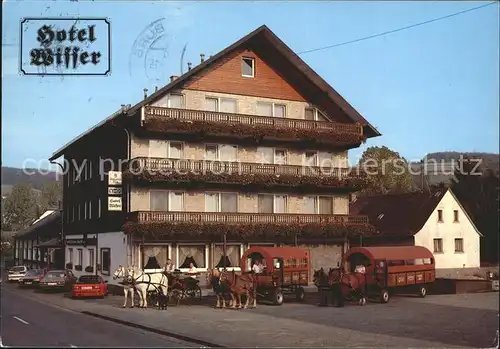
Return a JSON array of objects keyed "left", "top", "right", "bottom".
[{"left": 2, "top": 0, "right": 499, "bottom": 171}]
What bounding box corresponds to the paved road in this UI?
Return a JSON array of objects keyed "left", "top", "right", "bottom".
[{"left": 0, "top": 285, "right": 196, "bottom": 347}]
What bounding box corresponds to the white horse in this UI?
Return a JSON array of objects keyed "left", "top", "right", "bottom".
[
  {"left": 127, "top": 265, "right": 169, "bottom": 309},
  {"left": 112, "top": 265, "right": 137, "bottom": 308}
]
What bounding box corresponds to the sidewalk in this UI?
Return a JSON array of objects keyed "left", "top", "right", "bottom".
[{"left": 7, "top": 285, "right": 476, "bottom": 348}]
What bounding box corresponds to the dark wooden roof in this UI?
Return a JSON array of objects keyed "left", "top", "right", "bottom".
[
  {"left": 15, "top": 211, "right": 61, "bottom": 240},
  {"left": 349, "top": 190, "right": 446, "bottom": 236},
  {"left": 50, "top": 25, "right": 380, "bottom": 160}
]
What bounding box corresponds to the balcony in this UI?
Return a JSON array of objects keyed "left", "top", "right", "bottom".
[
  {"left": 123, "top": 157, "right": 367, "bottom": 192},
  {"left": 123, "top": 211, "right": 374, "bottom": 241},
  {"left": 141, "top": 106, "right": 365, "bottom": 147}
]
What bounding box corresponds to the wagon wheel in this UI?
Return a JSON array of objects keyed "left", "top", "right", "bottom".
[
  {"left": 271, "top": 288, "right": 284, "bottom": 306},
  {"left": 169, "top": 288, "right": 182, "bottom": 306},
  {"left": 380, "top": 289, "right": 390, "bottom": 303},
  {"left": 186, "top": 285, "right": 202, "bottom": 300},
  {"left": 418, "top": 285, "right": 427, "bottom": 298}
]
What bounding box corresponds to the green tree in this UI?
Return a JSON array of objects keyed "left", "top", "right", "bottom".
[
  {"left": 39, "top": 181, "right": 62, "bottom": 213},
  {"left": 451, "top": 158, "right": 499, "bottom": 262},
  {"left": 358, "top": 146, "right": 416, "bottom": 196},
  {"left": 3, "top": 183, "right": 39, "bottom": 230}
]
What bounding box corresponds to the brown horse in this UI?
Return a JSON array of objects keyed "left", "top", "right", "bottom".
[
  {"left": 219, "top": 270, "right": 257, "bottom": 309},
  {"left": 206, "top": 268, "right": 233, "bottom": 308},
  {"left": 313, "top": 268, "right": 366, "bottom": 306}
]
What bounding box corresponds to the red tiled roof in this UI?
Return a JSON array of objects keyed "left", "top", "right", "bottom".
[{"left": 349, "top": 190, "right": 446, "bottom": 236}]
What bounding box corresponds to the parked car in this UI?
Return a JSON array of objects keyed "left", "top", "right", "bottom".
[
  {"left": 7, "top": 266, "right": 28, "bottom": 282},
  {"left": 39, "top": 269, "right": 77, "bottom": 292},
  {"left": 72, "top": 275, "right": 108, "bottom": 299},
  {"left": 18, "top": 269, "right": 47, "bottom": 288}
]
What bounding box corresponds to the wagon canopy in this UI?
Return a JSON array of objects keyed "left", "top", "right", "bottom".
[
  {"left": 345, "top": 246, "right": 434, "bottom": 263},
  {"left": 240, "top": 247, "right": 309, "bottom": 272}
]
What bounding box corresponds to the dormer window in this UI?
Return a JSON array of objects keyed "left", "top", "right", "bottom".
[
  {"left": 242, "top": 57, "right": 254, "bottom": 77},
  {"left": 305, "top": 107, "right": 328, "bottom": 121}
]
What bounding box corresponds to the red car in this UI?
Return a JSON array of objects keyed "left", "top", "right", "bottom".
[
  {"left": 72, "top": 274, "right": 108, "bottom": 298},
  {"left": 18, "top": 269, "right": 47, "bottom": 287}
]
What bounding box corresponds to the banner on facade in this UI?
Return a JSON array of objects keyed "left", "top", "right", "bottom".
[{"left": 66, "top": 238, "right": 97, "bottom": 246}]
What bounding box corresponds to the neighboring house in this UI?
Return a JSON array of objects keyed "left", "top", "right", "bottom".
[
  {"left": 47, "top": 25, "right": 380, "bottom": 282},
  {"left": 350, "top": 188, "right": 482, "bottom": 270},
  {"left": 13, "top": 210, "right": 63, "bottom": 269}
]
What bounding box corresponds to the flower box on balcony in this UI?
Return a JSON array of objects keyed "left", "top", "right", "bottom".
[
  {"left": 75, "top": 265, "right": 82, "bottom": 271},
  {"left": 66, "top": 263, "right": 73, "bottom": 269},
  {"left": 85, "top": 266, "right": 94, "bottom": 273}
]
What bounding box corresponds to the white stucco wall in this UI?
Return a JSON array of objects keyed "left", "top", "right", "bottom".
[
  {"left": 414, "top": 190, "right": 481, "bottom": 269},
  {"left": 65, "top": 232, "right": 127, "bottom": 284}
]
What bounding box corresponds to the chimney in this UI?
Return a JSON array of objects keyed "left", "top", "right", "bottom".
[
  {"left": 155, "top": 86, "right": 158, "bottom": 92},
  {"left": 187, "top": 62, "right": 192, "bottom": 71},
  {"left": 143, "top": 88, "right": 148, "bottom": 99},
  {"left": 170, "top": 75, "right": 179, "bottom": 83},
  {"left": 200, "top": 53, "right": 205, "bottom": 63}
]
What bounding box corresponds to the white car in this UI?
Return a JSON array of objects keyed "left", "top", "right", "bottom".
[{"left": 8, "top": 266, "right": 28, "bottom": 282}]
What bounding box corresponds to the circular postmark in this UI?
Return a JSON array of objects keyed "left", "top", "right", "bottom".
[{"left": 129, "top": 18, "right": 172, "bottom": 83}]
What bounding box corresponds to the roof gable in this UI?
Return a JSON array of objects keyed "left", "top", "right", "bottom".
[
  {"left": 182, "top": 48, "right": 307, "bottom": 102},
  {"left": 350, "top": 190, "right": 445, "bottom": 236}
]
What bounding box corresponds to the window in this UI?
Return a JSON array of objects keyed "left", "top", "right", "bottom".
[
  {"left": 169, "top": 142, "right": 183, "bottom": 159},
  {"left": 205, "top": 192, "right": 237, "bottom": 212},
  {"left": 220, "top": 98, "right": 237, "bottom": 113},
  {"left": 437, "top": 210, "right": 443, "bottom": 222},
  {"left": 256, "top": 102, "right": 286, "bottom": 117},
  {"left": 177, "top": 244, "right": 207, "bottom": 269},
  {"left": 88, "top": 249, "right": 95, "bottom": 269},
  {"left": 72, "top": 206, "right": 75, "bottom": 222},
  {"left": 241, "top": 57, "right": 254, "bottom": 77},
  {"left": 303, "top": 196, "right": 333, "bottom": 214},
  {"left": 433, "top": 238, "right": 443, "bottom": 253},
  {"left": 89, "top": 160, "right": 92, "bottom": 179},
  {"left": 89, "top": 201, "right": 92, "bottom": 220},
  {"left": 149, "top": 140, "right": 168, "bottom": 158},
  {"left": 204, "top": 144, "right": 237, "bottom": 161},
  {"left": 453, "top": 210, "right": 459, "bottom": 222},
  {"left": 303, "top": 151, "right": 333, "bottom": 167},
  {"left": 167, "top": 94, "right": 183, "bottom": 108},
  {"left": 68, "top": 248, "right": 73, "bottom": 266},
  {"left": 257, "top": 147, "right": 287, "bottom": 165},
  {"left": 97, "top": 198, "right": 102, "bottom": 218},
  {"left": 213, "top": 244, "right": 241, "bottom": 270},
  {"left": 100, "top": 248, "right": 111, "bottom": 275},
  {"left": 205, "top": 97, "right": 218, "bottom": 112},
  {"left": 305, "top": 107, "right": 328, "bottom": 121},
  {"left": 150, "top": 190, "right": 184, "bottom": 211},
  {"left": 143, "top": 245, "right": 169, "bottom": 270},
  {"left": 258, "top": 194, "right": 287, "bottom": 213},
  {"left": 78, "top": 204, "right": 81, "bottom": 221},
  {"left": 77, "top": 249, "right": 83, "bottom": 266},
  {"left": 84, "top": 201, "right": 87, "bottom": 220},
  {"left": 205, "top": 97, "right": 237, "bottom": 113},
  {"left": 454, "top": 238, "right": 464, "bottom": 252}
]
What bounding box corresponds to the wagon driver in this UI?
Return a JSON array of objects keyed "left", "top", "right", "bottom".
[
  {"left": 164, "top": 259, "right": 175, "bottom": 273},
  {"left": 252, "top": 259, "right": 264, "bottom": 274}
]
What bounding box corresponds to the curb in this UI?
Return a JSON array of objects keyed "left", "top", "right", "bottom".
[{"left": 81, "top": 311, "right": 226, "bottom": 348}]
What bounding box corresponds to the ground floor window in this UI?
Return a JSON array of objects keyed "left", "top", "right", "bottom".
[
  {"left": 177, "top": 244, "right": 207, "bottom": 270},
  {"left": 100, "top": 248, "right": 111, "bottom": 275},
  {"left": 88, "top": 249, "right": 95, "bottom": 269},
  {"left": 68, "top": 248, "right": 73, "bottom": 266},
  {"left": 213, "top": 244, "right": 241, "bottom": 269},
  {"left": 143, "top": 245, "right": 169, "bottom": 270},
  {"left": 77, "top": 249, "right": 83, "bottom": 266}
]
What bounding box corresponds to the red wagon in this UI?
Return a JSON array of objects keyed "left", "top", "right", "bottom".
[
  {"left": 344, "top": 245, "right": 436, "bottom": 303},
  {"left": 241, "top": 246, "right": 310, "bottom": 305}
]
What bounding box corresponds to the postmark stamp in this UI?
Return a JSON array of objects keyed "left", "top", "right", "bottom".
[
  {"left": 19, "top": 17, "right": 111, "bottom": 76},
  {"left": 129, "top": 18, "right": 172, "bottom": 83}
]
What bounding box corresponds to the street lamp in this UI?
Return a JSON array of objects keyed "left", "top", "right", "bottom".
[{"left": 50, "top": 160, "right": 65, "bottom": 269}]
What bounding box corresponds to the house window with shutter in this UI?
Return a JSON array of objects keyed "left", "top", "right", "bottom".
[
  {"left": 205, "top": 192, "right": 238, "bottom": 212},
  {"left": 258, "top": 194, "right": 287, "bottom": 213}
]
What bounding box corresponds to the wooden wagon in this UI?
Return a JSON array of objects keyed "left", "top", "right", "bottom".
[
  {"left": 344, "top": 245, "right": 436, "bottom": 303},
  {"left": 240, "top": 246, "right": 309, "bottom": 306}
]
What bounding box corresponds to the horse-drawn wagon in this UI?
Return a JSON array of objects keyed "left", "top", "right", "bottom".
[
  {"left": 344, "top": 245, "right": 435, "bottom": 303},
  {"left": 240, "top": 246, "right": 309, "bottom": 305}
]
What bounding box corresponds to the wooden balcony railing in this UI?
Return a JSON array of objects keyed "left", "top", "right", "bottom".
[
  {"left": 144, "top": 106, "right": 363, "bottom": 135},
  {"left": 130, "top": 211, "right": 369, "bottom": 225},
  {"left": 126, "top": 157, "right": 353, "bottom": 178}
]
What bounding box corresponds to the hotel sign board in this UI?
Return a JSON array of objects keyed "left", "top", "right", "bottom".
[
  {"left": 108, "top": 171, "right": 122, "bottom": 186},
  {"left": 108, "top": 197, "right": 122, "bottom": 211}
]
